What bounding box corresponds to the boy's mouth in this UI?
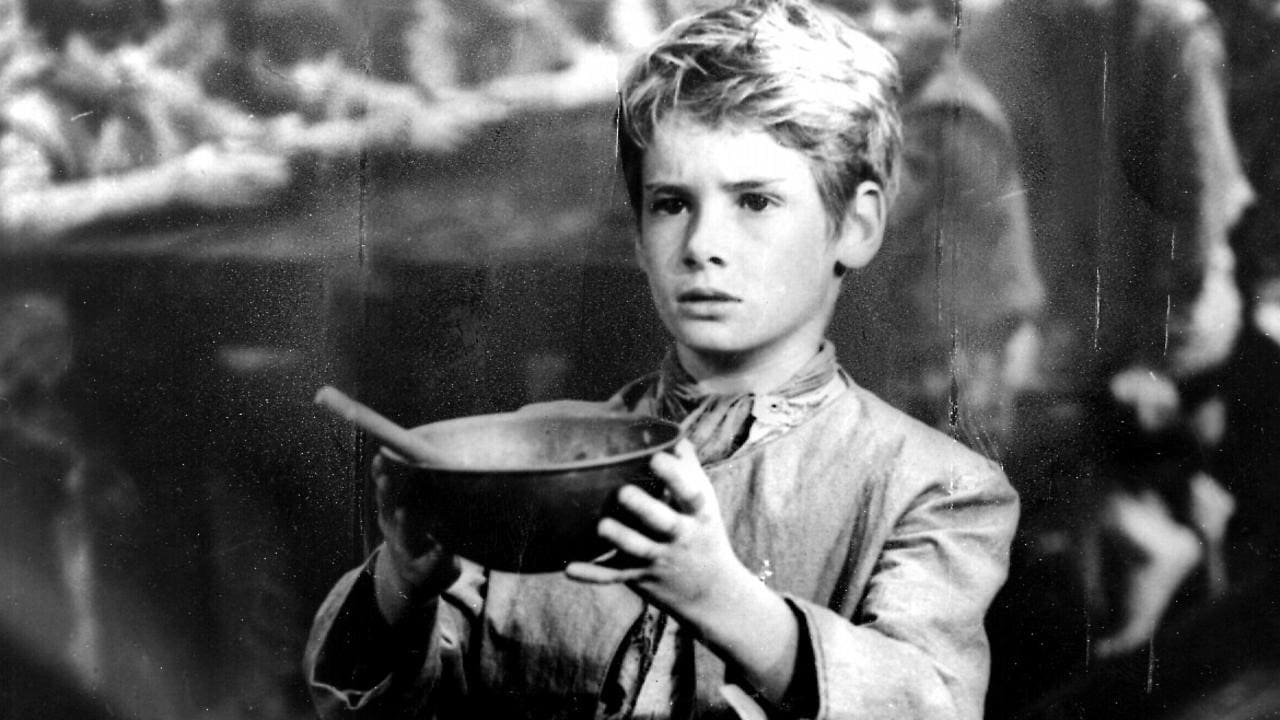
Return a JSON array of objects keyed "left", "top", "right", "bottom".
[{"left": 677, "top": 288, "right": 740, "bottom": 303}]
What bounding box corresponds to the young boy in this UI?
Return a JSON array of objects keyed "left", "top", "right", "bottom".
[{"left": 305, "top": 2, "right": 1018, "bottom": 718}]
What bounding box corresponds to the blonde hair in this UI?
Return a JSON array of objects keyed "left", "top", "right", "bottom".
[{"left": 618, "top": 0, "right": 902, "bottom": 232}]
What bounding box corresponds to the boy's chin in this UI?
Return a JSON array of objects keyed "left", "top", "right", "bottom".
[
  {"left": 671, "top": 334, "right": 785, "bottom": 370},
  {"left": 669, "top": 326, "right": 753, "bottom": 358},
  {"left": 675, "top": 341, "right": 748, "bottom": 361}
]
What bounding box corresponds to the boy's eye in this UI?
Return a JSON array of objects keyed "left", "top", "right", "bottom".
[
  {"left": 738, "top": 193, "right": 774, "bottom": 212},
  {"left": 648, "top": 197, "right": 688, "bottom": 215}
]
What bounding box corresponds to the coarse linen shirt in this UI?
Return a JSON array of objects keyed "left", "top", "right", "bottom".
[{"left": 306, "top": 378, "right": 1019, "bottom": 719}]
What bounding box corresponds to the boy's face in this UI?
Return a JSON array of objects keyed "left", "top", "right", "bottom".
[
  {"left": 636, "top": 114, "right": 881, "bottom": 376},
  {"left": 825, "top": 0, "right": 949, "bottom": 88}
]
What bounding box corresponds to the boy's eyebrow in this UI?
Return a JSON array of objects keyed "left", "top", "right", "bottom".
[
  {"left": 642, "top": 182, "right": 687, "bottom": 194},
  {"left": 642, "top": 178, "right": 787, "bottom": 192},
  {"left": 723, "top": 179, "right": 786, "bottom": 191}
]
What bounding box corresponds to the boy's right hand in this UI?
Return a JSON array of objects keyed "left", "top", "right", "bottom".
[{"left": 371, "top": 453, "right": 460, "bottom": 626}]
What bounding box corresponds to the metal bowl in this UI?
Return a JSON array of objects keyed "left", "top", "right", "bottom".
[{"left": 381, "top": 411, "right": 680, "bottom": 573}]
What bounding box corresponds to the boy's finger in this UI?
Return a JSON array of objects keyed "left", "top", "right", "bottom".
[
  {"left": 564, "top": 561, "right": 645, "bottom": 585},
  {"left": 614, "top": 484, "right": 682, "bottom": 540},
  {"left": 651, "top": 442, "right": 708, "bottom": 514},
  {"left": 598, "top": 517, "right": 663, "bottom": 560}
]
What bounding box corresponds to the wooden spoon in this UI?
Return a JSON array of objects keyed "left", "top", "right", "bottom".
[{"left": 314, "top": 385, "right": 442, "bottom": 465}]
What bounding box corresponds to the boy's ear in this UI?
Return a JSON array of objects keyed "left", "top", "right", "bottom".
[{"left": 834, "top": 181, "right": 886, "bottom": 271}]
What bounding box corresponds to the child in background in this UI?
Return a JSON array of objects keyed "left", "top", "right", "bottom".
[
  {"left": 824, "top": 0, "right": 1043, "bottom": 457},
  {"left": 305, "top": 2, "right": 1018, "bottom": 718},
  {"left": 0, "top": 293, "right": 150, "bottom": 713}
]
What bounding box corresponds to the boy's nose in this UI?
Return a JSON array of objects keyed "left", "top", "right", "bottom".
[{"left": 681, "top": 211, "right": 727, "bottom": 269}]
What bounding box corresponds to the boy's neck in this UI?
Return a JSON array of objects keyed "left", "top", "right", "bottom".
[{"left": 675, "top": 340, "right": 826, "bottom": 396}]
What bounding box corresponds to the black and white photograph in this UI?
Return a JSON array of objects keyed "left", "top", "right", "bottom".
[{"left": 1, "top": 0, "right": 1278, "bottom": 718}]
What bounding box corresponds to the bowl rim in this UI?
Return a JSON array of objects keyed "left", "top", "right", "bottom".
[{"left": 380, "top": 411, "right": 682, "bottom": 474}]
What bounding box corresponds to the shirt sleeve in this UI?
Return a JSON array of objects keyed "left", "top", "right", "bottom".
[
  {"left": 305, "top": 548, "right": 486, "bottom": 719},
  {"left": 784, "top": 459, "right": 1019, "bottom": 720}
]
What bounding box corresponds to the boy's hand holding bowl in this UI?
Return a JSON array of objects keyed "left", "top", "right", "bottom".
[
  {"left": 371, "top": 451, "right": 462, "bottom": 626},
  {"left": 315, "top": 387, "right": 683, "bottom": 589},
  {"left": 566, "top": 438, "right": 751, "bottom": 619}
]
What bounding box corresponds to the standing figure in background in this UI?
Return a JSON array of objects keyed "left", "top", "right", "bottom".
[
  {"left": 964, "top": 0, "right": 1254, "bottom": 712},
  {"left": 0, "top": 293, "right": 99, "bottom": 691},
  {"left": 0, "top": 292, "right": 187, "bottom": 718},
  {"left": 1192, "top": 0, "right": 1280, "bottom": 590},
  {"left": 824, "top": 0, "right": 1044, "bottom": 458},
  {"left": 966, "top": 0, "right": 1251, "bottom": 393},
  {"left": 1, "top": 1, "right": 295, "bottom": 716}
]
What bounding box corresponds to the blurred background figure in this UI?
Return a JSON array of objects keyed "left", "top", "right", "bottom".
[
  {"left": 824, "top": 0, "right": 1044, "bottom": 458},
  {"left": 1192, "top": 0, "right": 1280, "bottom": 595},
  {"left": 0, "top": 0, "right": 291, "bottom": 245},
  {"left": 0, "top": 1, "right": 298, "bottom": 717},
  {"left": 157, "top": 0, "right": 508, "bottom": 159},
  {"left": 147, "top": 0, "right": 662, "bottom": 161},
  {"left": 1080, "top": 368, "right": 1235, "bottom": 659},
  {"left": 0, "top": 291, "right": 191, "bottom": 719},
  {"left": 0, "top": 293, "right": 98, "bottom": 688},
  {"left": 963, "top": 0, "right": 1260, "bottom": 715},
  {"left": 416, "top": 0, "right": 622, "bottom": 111},
  {"left": 966, "top": 0, "right": 1252, "bottom": 394}
]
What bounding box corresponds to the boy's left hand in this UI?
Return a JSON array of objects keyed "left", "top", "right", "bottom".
[
  {"left": 565, "top": 439, "right": 746, "bottom": 620},
  {"left": 568, "top": 440, "right": 803, "bottom": 702}
]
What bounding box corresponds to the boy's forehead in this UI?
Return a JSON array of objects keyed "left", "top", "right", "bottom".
[
  {"left": 650, "top": 112, "right": 758, "bottom": 143},
  {"left": 643, "top": 113, "right": 816, "bottom": 184}
]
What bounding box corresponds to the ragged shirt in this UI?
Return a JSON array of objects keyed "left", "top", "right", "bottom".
[
  {"left": 598, "top": 348, "right": 850, "bottom": 719},
  {"left": 305, "top": 376, "right": 1019, "bottom": 719}
]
